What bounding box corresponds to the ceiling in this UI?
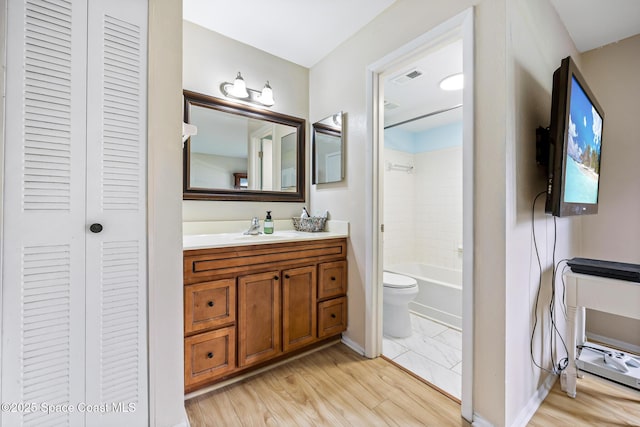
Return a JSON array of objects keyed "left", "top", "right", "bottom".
[
  {"left": 383, "top": 39, "right": 463, "bottom": 132},
  {"left": 550, "top": 0, "right": 640, "bottom": 52},
  {"left": 183, "top": 0, "right": 396, "bottom": 68},
  {"left": 184, "top": 1, "right": 640, "bottom": 69}
]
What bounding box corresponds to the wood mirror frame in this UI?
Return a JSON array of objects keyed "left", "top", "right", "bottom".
[{"left": 183, "top": 89, "right": 306, "bottom": 202}]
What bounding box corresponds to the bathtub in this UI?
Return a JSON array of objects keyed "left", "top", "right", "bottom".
[{"left": 386, "top": 263, "right": 462, "bottom": 330}]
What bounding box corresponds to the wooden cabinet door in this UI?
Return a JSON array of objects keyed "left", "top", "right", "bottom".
[
  {"left": 282, "top": 265, "right": 317, "bottom": 352},
  {"left": 238, "top": 271, "right": 281, "bottom": 367}
]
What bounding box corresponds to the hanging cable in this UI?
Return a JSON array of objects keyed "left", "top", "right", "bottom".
[{"left": 530, "top": 191, "right": 571, "bottom": 374}]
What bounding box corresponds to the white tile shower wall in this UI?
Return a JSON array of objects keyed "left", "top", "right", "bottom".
[
  {"left": 383, "top": 148, "right": 417, "bottom": 266},
  {"left": 415, "top": 146, "right": 463, "bottom": 270},
  {"left": 383, "top": 147, "right": 462, "bottom": 270}
]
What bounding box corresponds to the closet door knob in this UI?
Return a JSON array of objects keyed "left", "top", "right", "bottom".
[
  {"left": 330, "top": 313, "right": 337, "bottom": 319},
  {"left": 89, "top": 223, "right": 103, "bottom": 233},
  {"left": 284, "top": 274, "right": 290, "bottom": 279},
  {"left": 274, "top": 275, "right": 279, "bottom": 281},
  {"left": 330, "top": 276, "right": 336, "bottom": 281}
]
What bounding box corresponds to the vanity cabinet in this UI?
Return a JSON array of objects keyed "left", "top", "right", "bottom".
[{"left": 183, "top": 238, "right": 347, "bottom": 393}]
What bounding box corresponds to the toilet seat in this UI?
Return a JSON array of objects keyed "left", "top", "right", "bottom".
[{"left": 383, "top": 272, "right": 417, "bottom": 289}]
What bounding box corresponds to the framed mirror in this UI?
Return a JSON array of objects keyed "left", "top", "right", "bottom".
[
  {"left": 312, "top": 111, "right": 344, "bottom": 184},
  {"left": 183, "top": 89, "right": 306, "bottom": 201}
]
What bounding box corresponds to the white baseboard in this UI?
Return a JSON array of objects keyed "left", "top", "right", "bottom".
[
  {"left": 471, "top": 413, "right": 494, "bottom": 427},
  {"left": 341, "top": 335, "right": 366, "bottom": 356},
  {"left": 511, "top": 373, "right": 557, "bottom": 427},
  {"left": 471, "top": 373, "right": 557, "bottom": 427},
  {"left": 586, "top": 332, "right": 640, "bottom": 355},
  {"left": 173, "top": 406, "right": 190, "bottom": 427}
]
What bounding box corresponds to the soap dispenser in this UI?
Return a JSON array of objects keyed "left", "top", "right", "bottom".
[{"left": 264, "top": 211, "right": 274, "bottom": 234}]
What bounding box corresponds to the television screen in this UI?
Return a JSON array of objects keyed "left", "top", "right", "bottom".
[
  {"left": 545, "top": 56, "right": 604, "bottom": 217},
  {"left": 563, "top": 76, "right": 603, "bottom": 205}
]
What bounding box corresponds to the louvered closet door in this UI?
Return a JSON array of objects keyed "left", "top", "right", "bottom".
[
  {"left": 84, "top": 0, "right": 148, "bottom": 426},
  {"left": 1, "top": 0, "right": 148, "bottom": 426},
  {"left": 1, "top": 0, "right": 88, "bottom": 426}
]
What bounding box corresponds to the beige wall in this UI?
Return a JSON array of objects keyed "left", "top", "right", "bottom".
[
  {"left": 310, "top": 0, "right": 588, "bottom": 424},
  {"left": 182, "top": 21, "right": 310, "bottom": 222},
  {"left": 309, "top": 0, "right": 513, "bottom": 423},
  {"left": 148, "top": 0, "right": 186, "bottom": 425},
  {"left": 505, "top": 0, "right": 581, "bottom": 424},
  {"left": 580, "top": 34, "right": 640, "bottom": 349}
]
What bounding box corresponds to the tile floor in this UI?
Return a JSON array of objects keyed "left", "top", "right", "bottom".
[{"left": 382, "top": 313, "right": 462, "bottom": 399}]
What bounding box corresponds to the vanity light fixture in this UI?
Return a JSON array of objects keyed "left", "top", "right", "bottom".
[
  {"left": 220, "top": 72, "right": 275, "bottom": 107},
  {"left": 439, "top": 73, "right": 464, "bottom": 91}
]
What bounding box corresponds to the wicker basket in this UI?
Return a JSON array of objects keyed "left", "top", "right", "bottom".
[{"left": 291, "top": 217, "right": 327, "bottom": 232}]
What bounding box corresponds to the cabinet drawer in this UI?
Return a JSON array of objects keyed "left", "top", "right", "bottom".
[
  {"left": 185, "top": 279, "right": 236, "bottom": 334},
  {"left": 185, "top": 326, "right": 236, "bottom": 388},
  {"left": 318, "top": 260, "right": 347, "bottom": 300},
  {"left": 318, "top": 297, "right": 347, "bottom": 338}
]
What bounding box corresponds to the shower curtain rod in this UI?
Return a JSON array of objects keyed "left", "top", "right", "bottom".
[{"left": 384, "top": 104, "right": 463, "bottom": 130}]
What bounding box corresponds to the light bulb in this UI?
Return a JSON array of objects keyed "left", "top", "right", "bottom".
[
  {"left": 230, "top": 72, "right": 249, "bottom": 98},
  {"left": 259, "top": 81, "right": 274, "bottom": 106}
]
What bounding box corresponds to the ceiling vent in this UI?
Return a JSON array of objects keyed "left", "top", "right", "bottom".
[
  {"left": 384, "top": 100, "right": 399, "bottom": 110},
  {"left": 390, "top": 68, "right": 424, "bottom": 85}
]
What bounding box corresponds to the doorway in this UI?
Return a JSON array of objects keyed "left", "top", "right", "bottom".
[{"left": 365, "top": 8, "right": 474, "bottom": 421}]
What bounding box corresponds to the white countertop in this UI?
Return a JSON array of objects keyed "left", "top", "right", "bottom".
[{"left": 183, "top": 220, "right": 349, "bottom": 250}]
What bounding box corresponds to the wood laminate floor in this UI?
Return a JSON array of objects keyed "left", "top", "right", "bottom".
[
  {"left": 528, "top": 372, "right": 640, "bottom": 426},
  {"left": 186, "top": 343, "right": 640, "bottom": 426}
]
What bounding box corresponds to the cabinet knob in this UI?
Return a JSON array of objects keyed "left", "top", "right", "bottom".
[
  {"left": 284, "top": 274, "right": 290, "bottom": 279},
  {"left": 274, "top": 275, "right": 279, "bottom": 281},
  {"left": 330, "top": 313, "right": 337, "bottom": 319},
  {"left": 89, "top": 223, "right": 103, "bottom": 233},
  {"left": 207, "top": 301, "right": 214, "bottom": 307},
  {"left": 330, "top": 276, "right": 336, "bottom": 281},
  {"left": 207, "top": 352, "right": 214, "bottom": 359}
]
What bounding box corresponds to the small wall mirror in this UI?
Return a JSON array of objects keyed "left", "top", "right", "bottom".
[
  {"left": 312, "top": 111, "right": 344, "bottom": 184},
  {"left": 183, "top": 90, "right": 305, "bottom": 201}
]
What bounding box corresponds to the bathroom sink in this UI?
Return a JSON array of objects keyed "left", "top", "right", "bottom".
[
  {"left": 182, "top": 220, "right": 348, "bottom": 250},
  {"left": 233, "top": 231, "right": 299, "bottom": 240},
  {"left": 183, "top": 231, "right": 307, "bottom": 249}
]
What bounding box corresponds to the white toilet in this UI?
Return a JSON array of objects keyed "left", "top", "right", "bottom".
[{"left": 383, "top": 271, "right": 419, "bottom": 338}]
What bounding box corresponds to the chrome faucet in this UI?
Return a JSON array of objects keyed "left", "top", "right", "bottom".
[{"left": 243, "top": 217, "right": 262, "bottom": 235}]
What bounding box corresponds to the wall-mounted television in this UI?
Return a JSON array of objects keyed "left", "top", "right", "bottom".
[{"left": 544, "top": 56, "right": 604, "bottom": 217}]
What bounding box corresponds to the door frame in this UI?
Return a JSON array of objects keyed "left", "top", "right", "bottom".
[{"left": 364, "top": 7, "right": 474, "bottom": 421}]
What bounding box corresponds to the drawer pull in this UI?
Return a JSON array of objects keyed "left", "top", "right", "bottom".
[
  {"left": 207, "top": 352, "right": 214, "bottom": 359},
  {"left": 284, "top": 274, "right": 290, "bottom": 279},
  {"left": 330, "top": 313, "right": 337, "bottom": 319},
  {"left": 207, "top": 300, "right": 215, "bottom": 307},
  {"left": 330, "top": 276, "right": 336, "bottom": 281},
  {"left": 274, "top": 275, "right": 279, "bottom": 281}
]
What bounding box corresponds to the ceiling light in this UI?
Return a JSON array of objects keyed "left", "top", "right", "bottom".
[
  {"left": 220, "top": 72, "right": 275, "bottom": 107},
  {"left": 439, "top": 73, "right": 464, "bottom": 91}
]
